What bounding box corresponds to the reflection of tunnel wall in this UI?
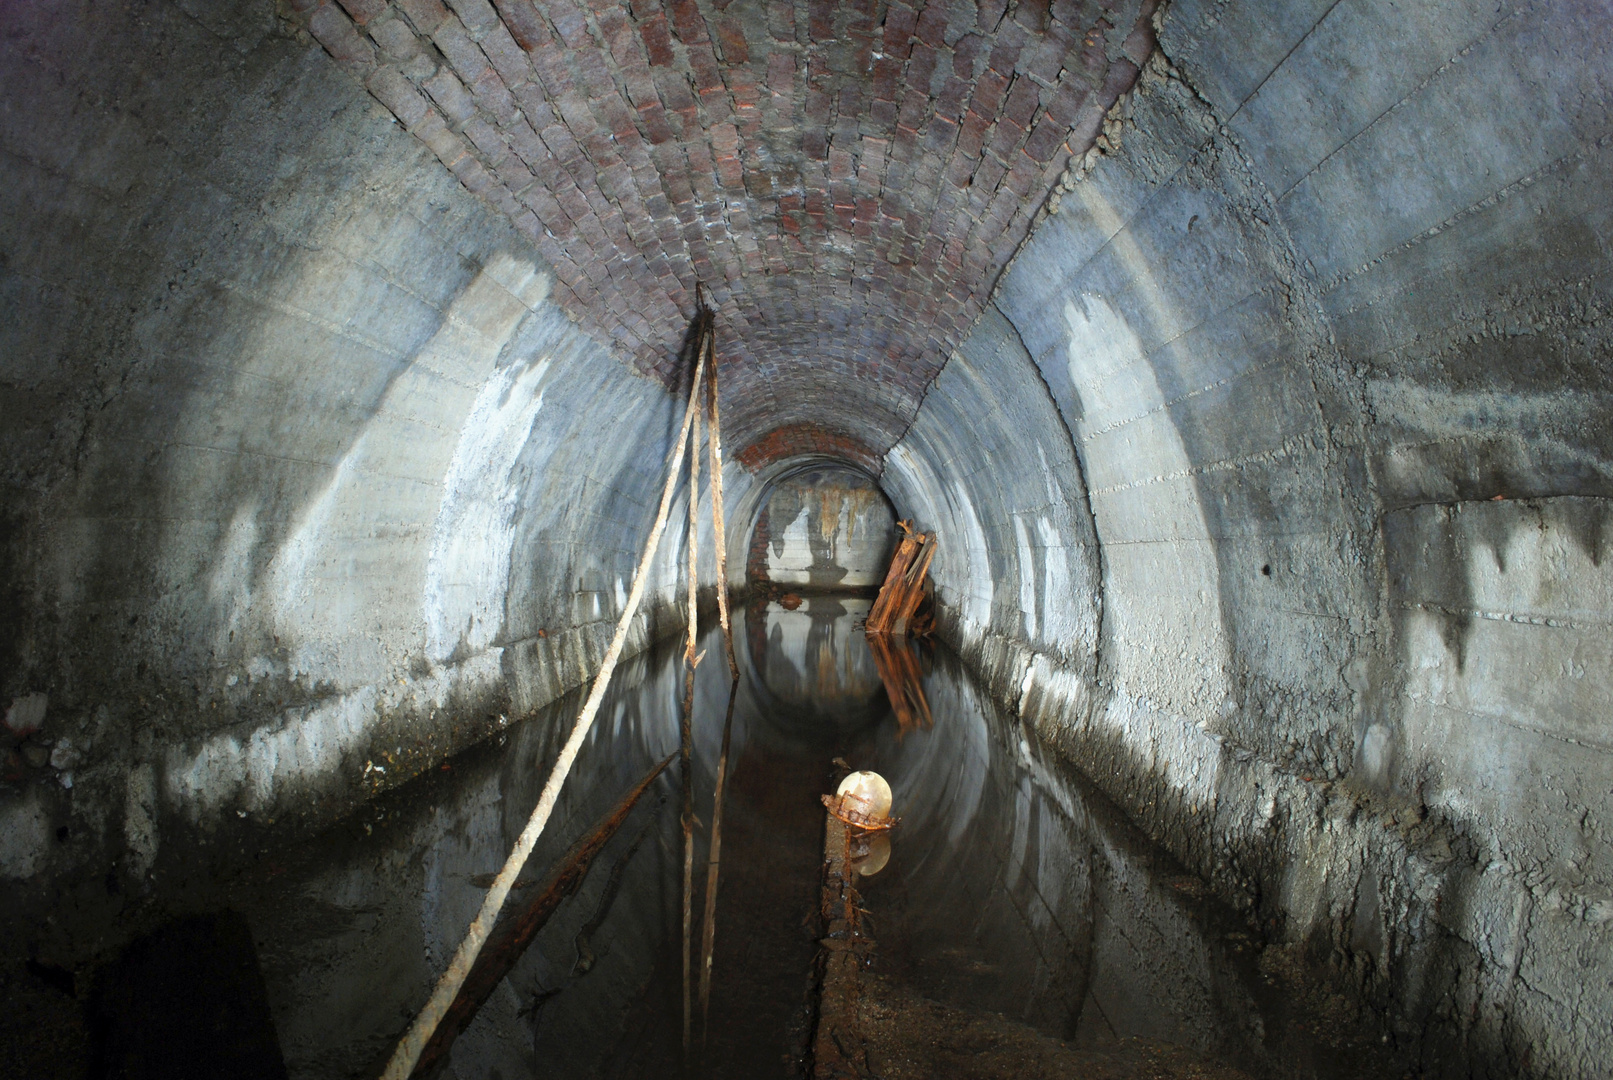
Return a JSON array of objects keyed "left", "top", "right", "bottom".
[
  {"left": 745, "top": 467, "right": 895, "bottom": 590},
  {"left": 742, "top": 597, "right": 888, "bottom": 735}
]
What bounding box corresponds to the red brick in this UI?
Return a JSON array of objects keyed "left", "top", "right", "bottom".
[
  {"left": 766, "top": 51, "right": 795, "bottom": 98},
  {"left": 667, "top": 0, "right": 709, "bottom": 44},
  {"left": 1048, "top": 0, "right": 1081, "bottom": 24},
  {"left": 451, "top": 153, "right": 495, "bottom": 195},
  {"left": 972, "top": 68, "right": 1009, "bottom": 116},
  {"left": 808, "top": 0, "right": 833, "bottom": 41},
  {"left": 1013, "top": 0, "right": 1050, "bottom": 33},
  {"left": 913, "top": 2, "right": 947, "bottom": 46},
  {"left": 435, "top": 19, "right": 492, "bottom": 83},
  {"left": 472, "top": 69, "right": 519, "bottom": 124},
  {"left": 367, "top": 66, "right": 429, "bottom": 127},
  {"left": 767, "top": 0, "right": 794, "bottom": 40},
  {"left": 687, "top": 45, "right": 724, "bottom": 94},
  {"left": 882, "top": 2, "right": 917, "bottom": 48},
  {"left": 1042, "top": 77, "right": 1089, "bottom": 126},
  {"left": 461, "top": 115, "right": 505, "bottom": 157},
  {"left": 423, "top": 68, "right": 476, "bottom": 123},
  {"left": 547, "top": 1, "right": 591, "bottom": 48},
  {"left": 987, "top": 117, "right": 1025, "bottom": 159},
  {"left": 952, "top": 32, "right": 985, "bottom": 75},
  {"left": 639, "top": 15, "right": 675, "bottom": 66},
  {"left": 336, "top": 0, "right": 387, "bottom": 25},
  {"left": 480, "top": 22, "right": 535, "bottom": 84},
  {"left": 490, "top": 0, "right": 550, "bottom": 48},
  {"left": 895, "top": 87, "right": 928, "bottom": 130},
  {"left": 989, "top": 14, "right": 1028, "bottom": 65},
  {"left": 1122, "top": 11, "right": 1158, "bottom": 66},
  {"left": 309, "top": 4, "right": 375, "bottom": 69},
  {"left": 715, "top": 16, "right": 749, "bottom": 62},
  {"left": 935, "top": 75, "right": 971, "bottom": 120},
  {"left": 977, "top": 0, "right": 1008, "bottom": 29},
  {"left": 529, "top": 45, "right": 576, "bottom": 94},
  {"left": 446, "top": 0, "right": 501, "bottom": 37},
  {"left": 1001, "top": 157, "right": 1037, "bottom": 198},
  {"left": 1022, "top": 35, "right": 1066, "bottom": 84},
  {"left": 697, "top": 89, "right": 733, "bottom": 126},
  {"left": 510, "top": 82, "right": 555, "bottom": 127},
  {"left": 906, "top": 41, "right": 937, "bottom": 88},
  {"left": 971, "top": 154, "right": 1006, "bottom": 192},
  {"left": 826, "top": 147, "right": 854, "bottom": 181},
  {"left": 312, "top": 0, "right": 1158, "bottom": 469},
  {"left": 598, "top": 10, "right": 638, "bottom": 65},
  {"left": 955, "top": 108, "right": 991, "bottom": 157},
  {"left": 494, "top": 152, "right": 537, "bottom": 191},
  {"left": 1002, "top": 75, "right": 1041, "bottom": 127},
  {"left": 397, "top": 0, "right": 451, "bottom": 35},
  {"left": 1020, "top": 114, "right": 1066, "bottom": 164}
]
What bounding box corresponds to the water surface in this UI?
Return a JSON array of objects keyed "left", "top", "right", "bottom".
[{"left": 225, "top": 599, "right": 1400, "bottom": 1078}]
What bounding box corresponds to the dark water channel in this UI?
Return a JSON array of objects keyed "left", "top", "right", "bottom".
[{"left": 208, "top": 599, "right": 1405, "bottom": 1079}]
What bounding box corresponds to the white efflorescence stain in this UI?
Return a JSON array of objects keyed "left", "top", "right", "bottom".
[
  {"left": 425, "top": 357, "right": 552, "bottom": 662},
  {"left": 167, "top": 259, "right": 549, "bottom": 822},
  {"left": 1015, "top": 516, "right": 1039, "bottom": 642},
  {"left": 1064, "top": 293, "right": 1229, "bottom": 806},
  {"left": 207, "top": 500, "right": 260, "bottom": 654}
]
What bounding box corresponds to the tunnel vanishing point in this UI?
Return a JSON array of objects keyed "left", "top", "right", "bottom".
[{"left": 2, "top": 0, "right": 1611, "bottom": 1077}]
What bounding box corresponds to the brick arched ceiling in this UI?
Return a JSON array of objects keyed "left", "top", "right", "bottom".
[{"left": 294, "top": 0, "right": 1158, "bottom": 469}]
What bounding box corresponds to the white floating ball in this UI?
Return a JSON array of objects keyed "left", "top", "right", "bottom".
[{"left": 835, "top": 770, "right": 892, "bottom": 822}]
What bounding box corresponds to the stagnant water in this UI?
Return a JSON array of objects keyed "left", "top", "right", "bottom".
[{"left": 107, "top": 598, "right": 1409, "bottom": 1078}]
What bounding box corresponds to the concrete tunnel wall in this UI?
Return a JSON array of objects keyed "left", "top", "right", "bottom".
[
  {"left": 880, "top": 4, "right": 1613, "bottom": 1076},
  {"left": 0, "top": 2, "right": 742, "bottom": 883},
  {"left": 746, "top": 466, "right": 896, "bottom": 589},
  {"left": 1, "top": 0, "right": 1610, "bottom": 1076}
]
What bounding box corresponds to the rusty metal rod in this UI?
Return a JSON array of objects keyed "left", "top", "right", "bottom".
[
  {"left": 680, "top": 313, "right": 707, "bottom": 1059},
  {"left": 408, "top": 755, "right": 673, "bottom": 1078},
  {"left": 696, "top": 673, "right": 740, "bottom": 1045},
  {"left": 703, "top": 323, "right": 738, "bottom": 680}
]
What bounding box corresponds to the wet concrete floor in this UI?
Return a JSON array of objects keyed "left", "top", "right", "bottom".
[{"left": 22, "top": 598, "right": 1417, "bottom": 1078}]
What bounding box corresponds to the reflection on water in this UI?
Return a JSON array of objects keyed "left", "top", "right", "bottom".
[
  {"left": 227, "top": 599, "right": 1400, "bottom": 1079},
  {"left": 746, "top": 597, "right": 885, "bottom": 733}
]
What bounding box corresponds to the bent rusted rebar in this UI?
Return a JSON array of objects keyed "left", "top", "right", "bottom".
[{"left": 408, "top": 753, "right": 674, "bottom": 1078}]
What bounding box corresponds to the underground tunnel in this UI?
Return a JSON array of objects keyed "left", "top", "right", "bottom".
[{"left": 1, "top": 0, "right": 1610, "bottom": 1076}]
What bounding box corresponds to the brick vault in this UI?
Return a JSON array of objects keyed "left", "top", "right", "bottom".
[{"left": 291, "top": 0, "right": 1159, "bottom": 469}]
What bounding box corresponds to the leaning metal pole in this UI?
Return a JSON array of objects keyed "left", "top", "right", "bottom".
[
  {"left": 703, "top": 323, "right": 738, "bottom": 680},
  {"left": 680, "top": 312, "right": 707, "bottom": 1059},
  {"left": 697, "top": 317, "right": 740, "bottom": 1043},
  {"left": 381, "top": 326, "right": 709, "bottom": 1080}
]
